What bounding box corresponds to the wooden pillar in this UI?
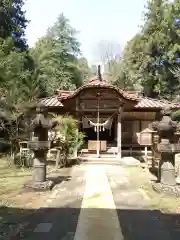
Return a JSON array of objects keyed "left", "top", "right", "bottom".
[
  {"left": 117, "top": 107, "right": 123, "bottom": 159},
  {"left": 144, "top": 146, "right": 148, "bottom": 164},
  {"left": 74, "top": 128, "right": 78, "bottom": 158},
  {"left": 74, "top": 97, "right": 80, "bottom": 158},
  {"left": 96, "top": 93, "right": 100, "bottom": 158}
]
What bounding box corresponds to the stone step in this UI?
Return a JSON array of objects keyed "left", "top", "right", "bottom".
[
  {"left": 80, "top": 149, "right": 117, "bottom": 154},
  {"left": 80, "top": 149, "right": 152, "bottom": 155},
  {"left": 80, "top": 159, "right": 122, "bottom": 165},
  {"left": 79, "top": 156, "right": 141, "bottom": 166},
  {"left": 79, "top": 155, "right": 117, "bottom": 160}
]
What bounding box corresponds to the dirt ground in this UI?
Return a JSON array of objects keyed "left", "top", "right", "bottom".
[
  {"left": 0, "top": 157, "right": 74, "bottom": 239},
  {"left": 0, "top": 158, "right": 179, "bottom": 212}
]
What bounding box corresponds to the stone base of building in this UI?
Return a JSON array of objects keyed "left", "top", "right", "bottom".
[
  {"left": 152, "top": 182, "right": 180, "bottom": 197},
  {"left": 24, "top": 180, "right": 54, "bottom": 192}
]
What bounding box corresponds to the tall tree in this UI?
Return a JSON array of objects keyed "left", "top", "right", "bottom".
[
  {"left": 46, "top": 13, "right": 80, "bottom": 55},
  {"left": 0, "top": 0, "right": 41, "bottom": 103},
  {"left": 0, "top": 37, "right": 40, "bottom": 103},
  {"left": 0, "top": 0, "right": 28, "bottom": 51},
  {"left": 141, "top": 0, "right": 170, "bottom": 98},
  {"left": 31, "top": 13, "right": 84, "bottom": 95},
  {"left": 104, "top": 59, "right": 136, "bottom": 90},
  {"left": 121, "top": 0, "right": 180, "bottom": 99},
  {"left": 120, "top": 34, "right": 147, "bottom": 92},
  {"left": 77, "top": 57, "right": 91, "bottom": 83}
]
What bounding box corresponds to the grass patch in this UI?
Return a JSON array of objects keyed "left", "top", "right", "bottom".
[
  {"left": 0, "top": 158, "right": 32, "bottom": 196},
  {"left": 126, "top": 166, "right": 180, "bottom": 213}
]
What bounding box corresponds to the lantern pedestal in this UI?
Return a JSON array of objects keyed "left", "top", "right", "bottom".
[
  {"left": 32, "top": 149, "right": 48, "bottom": 183},
  {"left": 24, "top": 180, "right": 54, "bottom": 192},
  {"left": 152, "top": 182, "right": 180, "bottom": 196},
  {"left": 25, "top": 144, "right": 54, "bottom": 191},
  {"left": 150, "top": 107, "right": 180, "bottom": 197},
  {"left": 176, "top": 164, "right": 180, "bottom": 184},
  {"left": 152, "top": 145, "right": 180, "bottom": 196}
]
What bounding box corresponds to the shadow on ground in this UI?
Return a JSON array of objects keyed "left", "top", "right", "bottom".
[
  {"left": 1, "top": 205, "right": 180, "bottom": 240},
  {"left": 47, "top": 159, "right": 80, "bottom": 168},
  {"left": 48, "top": 175, "right": 71, "bottom": 185},
  {"left": 149, "top": 167, "right": 159, "bottom": 179}
]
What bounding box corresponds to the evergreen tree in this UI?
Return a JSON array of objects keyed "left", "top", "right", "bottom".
[
  {"left": 121, "top": 0, "right": 180, "bottom": 100},
  {"left": 46, "top": 13, "right": 80, "bottom": 55},
  {"left": 0, "top": 0, "right": 42, "bottom": 103},
  {"left": 0, "top": 0, "right": 28, "bottom": 51},
  {"left": 141, "top": 0, "right": 180, "bottom": 99},
  {"left": 77, "top": 57, "right": 91, "bottom": 83},
  {"left": 31, "top": 13, "right": 87, "bottom": 95}
]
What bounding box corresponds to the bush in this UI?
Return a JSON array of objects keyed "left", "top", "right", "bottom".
[
  {"left": 171, "top": 110, "right": 180, "bottom": 122},
  {"left": 52, "top": 115, "right": 85, "bottom": 167},
  {"left": 0, "top": 140, "right": 11, "bottom": 153}
]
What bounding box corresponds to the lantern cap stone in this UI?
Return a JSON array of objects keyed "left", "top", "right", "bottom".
[
  {"left": 161, "top": 106, "right": 172, "bottom": 116},
  {"left": 36, "top": 103, "right": 47, "bottom": 114}
]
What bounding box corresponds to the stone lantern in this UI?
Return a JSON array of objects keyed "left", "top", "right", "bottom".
[
  {"left": 151, "top": 106, "right": 180, "bottom": 195},
  {"left": 26, "top": 103, "right": 55, "bottom": 191}
]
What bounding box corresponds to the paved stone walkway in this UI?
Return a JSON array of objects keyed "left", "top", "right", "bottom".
[
  {"left": 74, "top": 165, "right": 123, "bottom": 239},
  {"left": 15, "top": 164, "right": 176, "bottom": 240},
  {"left": 106, "top": 165, "right": 171, "bottom": 240}
]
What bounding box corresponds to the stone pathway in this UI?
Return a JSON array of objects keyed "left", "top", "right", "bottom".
[
  {"left": 11, "top": 163, "right": 177, "bottom": 240},
  {"left": 106, "top": 165, "right": 171, "bottom": 240},
  {"left": 74, "top": 165, "right": 123, "bottom": 239}
]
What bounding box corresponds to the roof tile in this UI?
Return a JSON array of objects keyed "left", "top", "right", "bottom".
[
  {"left": 40, "top": 95, "right": 180, "bottom": 109},
  {"left": 40, "top": 96, "right": 63, "bottom": 107}
]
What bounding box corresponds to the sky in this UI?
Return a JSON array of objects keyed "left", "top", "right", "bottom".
[{"left": 24, "top": 0, "right": 146, "bottom": 64}]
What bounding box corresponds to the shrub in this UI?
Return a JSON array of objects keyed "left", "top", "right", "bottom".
[
  {"left": 52, "top": 115, "right": 85, "bottom": 167},
  {"left": 171, "top": 110, "right": 180, "bottom": 122}
]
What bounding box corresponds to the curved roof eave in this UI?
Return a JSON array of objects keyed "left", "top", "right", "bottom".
[{"left": 57, "top": 82, "right": 139, "bottom": 102}]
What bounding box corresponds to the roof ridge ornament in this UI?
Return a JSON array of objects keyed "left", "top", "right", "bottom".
[{"left": 97, "top": 65, "right": 102, "bottom": 81}]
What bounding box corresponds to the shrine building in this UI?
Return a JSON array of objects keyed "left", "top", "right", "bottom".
[{"left": 40, "top": 67, "right": 180, "bottom": 158}]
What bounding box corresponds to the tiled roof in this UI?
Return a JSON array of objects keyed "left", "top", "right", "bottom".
[
  {"left": 40, "top": 95, "right": 180, "bottom": 109},
  {"left": 40, "top": 96, "right": 63, "bottom": 107},
  {"left": 135, "top": 97, "right": 180, "bottom": 109},
  {"left": 57, "top": 78, "right": 138, "bottom": 101}
]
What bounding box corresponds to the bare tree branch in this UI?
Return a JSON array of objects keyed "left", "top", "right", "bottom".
[{"left": 93, "top": 40, "right": 122, "bottom": 69}]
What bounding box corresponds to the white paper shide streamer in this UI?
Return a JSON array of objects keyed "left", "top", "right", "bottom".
[{"left": 83, "top": 117, "right": 113, "bottom": 132}]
